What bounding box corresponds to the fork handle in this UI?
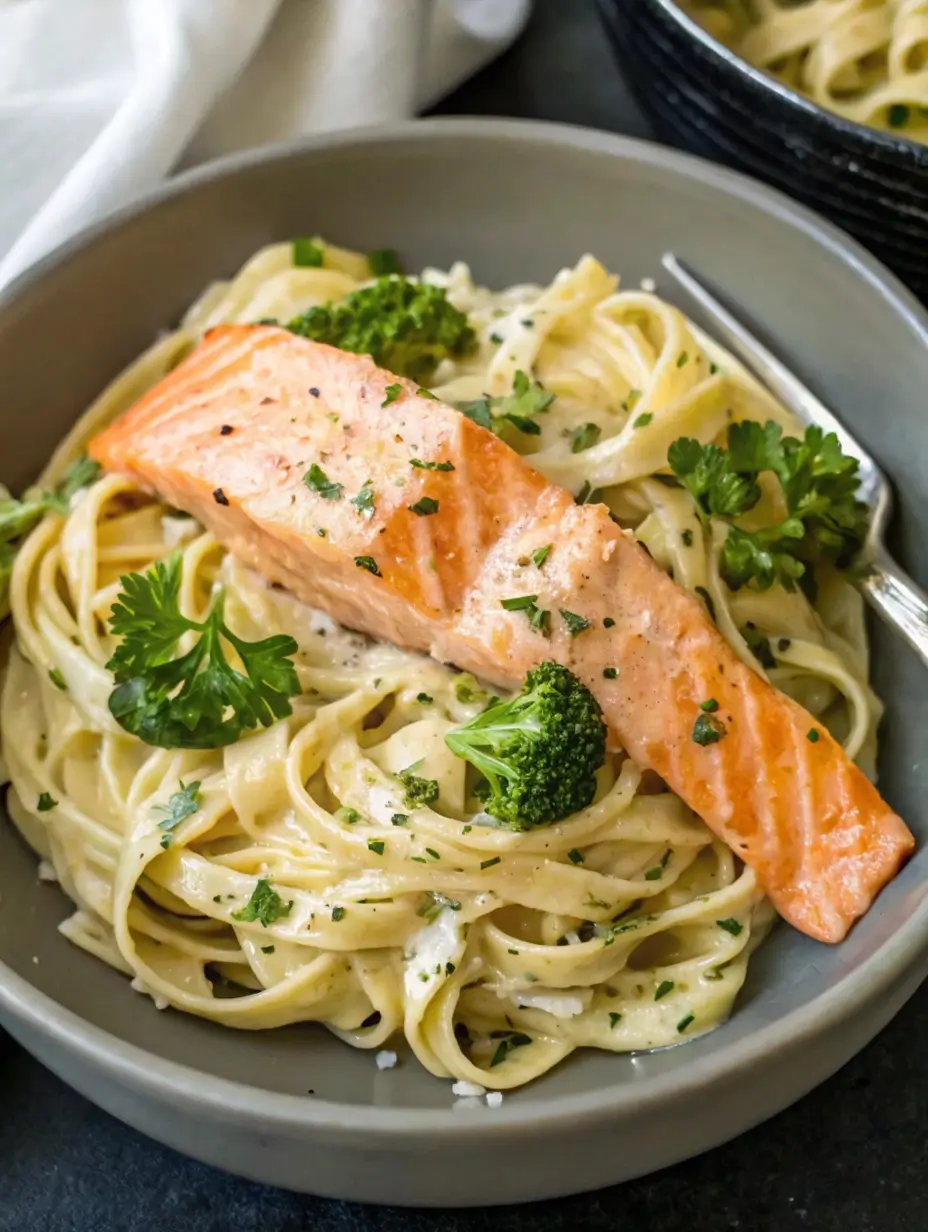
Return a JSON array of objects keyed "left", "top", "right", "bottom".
[{"left": 861, "top": 547, "right": 928, "bottom": 670}]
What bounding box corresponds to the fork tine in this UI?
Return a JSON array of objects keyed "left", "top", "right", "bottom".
[{"left": 661, "top": 253, "right": 869, "bottom": 468}]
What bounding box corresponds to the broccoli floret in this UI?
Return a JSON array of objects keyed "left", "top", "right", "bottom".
[
  {"left": 444, "top": 661, "right": 606, "bottom": 829},
  {"left": 286, "top": 276, "right": 476, "bottom": 382}
]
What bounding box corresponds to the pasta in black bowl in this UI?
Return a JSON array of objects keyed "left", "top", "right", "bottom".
[{"left": 598, "top": 0, "right": 928, "bottom": 300}]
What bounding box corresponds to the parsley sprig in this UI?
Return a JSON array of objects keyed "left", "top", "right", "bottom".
[
  {"left": 1, "top": 456, "right": 101, "bottom": 620},
  {"left": 106, "top": 554, "right": 300, "bottom": 748},
  {"left": 457, "top": 370, "right": 554, "bottom": 438},
  {"left": 668, "top": 421, "right": 868, "bottom": 595}
]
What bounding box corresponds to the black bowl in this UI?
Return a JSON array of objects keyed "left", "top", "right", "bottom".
[{"left": 597, "top": 0, "right": 928, "bottom": 301}]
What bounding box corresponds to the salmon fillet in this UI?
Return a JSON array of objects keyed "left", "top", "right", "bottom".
[{"left": 89, "top": 324, "right": 914, "bottom": 943}]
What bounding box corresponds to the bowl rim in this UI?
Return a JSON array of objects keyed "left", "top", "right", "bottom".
[
  {"left": 2, "top": 114, "right": 928, "bottom": 1141},
  {"left": 639, "top": 0, "right": 928, "bottom": 164}
]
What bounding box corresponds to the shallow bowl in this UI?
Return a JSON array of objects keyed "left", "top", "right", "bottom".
[{"left": 2, "top": 118, "right": 928, "bottom": 1206}]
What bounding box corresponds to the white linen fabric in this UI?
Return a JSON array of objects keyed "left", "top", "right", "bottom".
[{"left": 0, "top": 0, "right": 531, "bottom": 288}]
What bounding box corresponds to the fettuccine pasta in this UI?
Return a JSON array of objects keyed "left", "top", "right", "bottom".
[
  {"left": 0, "top": 245, "right": 879, "bottom": 1090},
  {"left": 682, "top": 0, "right": 928, "bottom": 141}
]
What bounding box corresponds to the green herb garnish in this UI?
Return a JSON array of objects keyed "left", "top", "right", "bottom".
[
  {"left": 292, "top": 238, "right": 324, "bottom": 267},
  {"left": 351, "top": 481, "right": 376, "bottom": 520},
  {"left": 155, "top": 779, "right": 201, "bottom": 848},
  {"left": 408, "top": 497, "right": 439, "bottom": 517},
  {"left": 559, "top": 609, "right": 591, "bottom": 637},
  {"left": 570, "top": 422, "right": 601, "bottom": 453},
  {"left": 692, "top": 712, "right": 726, "bottom": 745},
  {"left": 304, "top": 464, "right": 343, "bottom": 501},
  {"left": 354, "top": 556, "right": 382, "bottom": 576},
  {"left": 231, "top": 878, "right": 293, "bottom": 928},
  {"left": 106, "top": 555, "right": 299, "bottom": 749}
]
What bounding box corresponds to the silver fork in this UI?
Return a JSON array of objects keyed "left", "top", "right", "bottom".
[{"left": 661, "top": 252, "right": 928, "bottom": 670}]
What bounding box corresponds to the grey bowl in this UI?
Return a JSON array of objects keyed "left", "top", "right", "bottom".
[{"left": 2, "top": 118, "right": 928, "bottom": 1207}]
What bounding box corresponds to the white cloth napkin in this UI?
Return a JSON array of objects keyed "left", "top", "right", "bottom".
[{"left": 0, "top": 0, "right": 530, "bottom": 290}]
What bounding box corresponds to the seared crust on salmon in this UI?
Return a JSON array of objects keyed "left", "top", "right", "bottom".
[{"left": 89, "top": 324, "right": 914, "bottom": 942}]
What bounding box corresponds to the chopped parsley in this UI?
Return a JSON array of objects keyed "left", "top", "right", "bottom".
[
  {"left": 390, "top": 813, "right": 408, "bottom": 826},
  {"left": 335, "top": 807, "right": 360, "bottom": 824},
  {"left": 531, "top": 544, "right": 552, "bottom": 568},
  {"left": 304, "top": 463, "right": 343, "bottom": 501},
  {"left": 37, "top": 792, "right": 57, "bottom": 812},
  {"left": 410, "top": 458, "right": 454, "bottom": 471},
  {"left": 154, "top": 779, "right": 201, "bottom": 848},
  {"left": 367, "top": 839, "right": 386, "bottom": 856},
  {"left": 676, "top": 351, "right": 689, "bottom": 368},
  {"left": 408, "top": 496, "right": 439, "bottom": 516},
  {"left": 692, "top": 712, "right": 726, "bottom": 745},
  {"left": 609, "top": 1011, "right": 622, "bottom": 1029},
  {"left": 888, "top": 103, "right": 910, "bottom": 129},
  {"left": 351, "top": 481, "right": 376, "bottom": 520},
  {"left": 382, "top": 383, "right": 403, "bottom": 407},
  {"left": 677, "top": 1013, "right": 695, "bottom": 1034},
  {"left": 424, "top": 848, "right": 440, "bottom": 860},
  {"left": 567, "top": 848, "right": 584, "bottom": 865},
  {"left": 500, "top": 593, "right": 550, "bottom": 637},
  {"left": 489, "top": 1030, "right": 531, "bottom": 1067},
  {"left": 807, "top": 728, "right": 820, "bottom": 743},
  {"left": 655, "top": 979, "right": 675, "bottom": 1000},
  {"left": 231, "top": 878, "right": 293, "bottom": 928},
  {"left": 418, "top": 891, "right": 462, "bottom": 922},
  {"left": 48, "top": 668, "right": 67, "bottom": 691},
  {"left": 644, "top": 850, "right": 671, "bottom": 881},
  {"left": 416, "top": 692, "right": 433, "bottom": 705},
  {"left": 261, "top": 945, "right": 276, "bottom": 954},
  {"left": 331, "top": 906, "right": 346, "bottom": 922},
  {"left": 292, "top": 237, "right": 324, "bottom": 267},
  {"left": 603, "top": 617, "right": 616, "bottom": 628},
  {"left": 560, "top": 609, "right": 591, "bottom": 637},
  {"left": 354, "top": 555, "right": 382, "bottom": 576},
  {"left": 212, "top": 488, "right": 229, "bottom": 506},
  {"left": 622, "top": 389, "right": 642, "bottom": 412},
  {"left": 633, "top": 412, "right": 653, "bottom": 429},
  {"left": 481, "top": 856, "right": 501, "bottom": 870},
  {"left": 717, "top": 918, "right": 743, "bottom": 936},
  {"left": 680, "top": 529, "right": 693, "bottom": 548},
  {"left": 699, "top": 698, "right": 719, "bottom": 712},
  {"left": 456, "top": 369, "right": 554, "bottom": 438},
  {"left": 570, "top": 422, "right": 601, "bottom": 453},
  {"left": 603, "top": 667, "right": 617, "bottom": 679},
  {"left": 416, "top": 388, "right": 439, "bottom": 401}
]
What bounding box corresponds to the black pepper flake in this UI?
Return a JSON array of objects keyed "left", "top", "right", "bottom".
[
  {"left": 309, "top": 387, "right": 320, "bottom": 397},
  {"left": 219, "top": 424, "right": 234, "bottom": 436},
  {"left": 213, "top": 488, "right": 230, "bottom": 506}
]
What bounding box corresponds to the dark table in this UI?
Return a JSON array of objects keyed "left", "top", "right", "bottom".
[{"left": 3, "top": 3, "right": 926, "bottom": 1229}]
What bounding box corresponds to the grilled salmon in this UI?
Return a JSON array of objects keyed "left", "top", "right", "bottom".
[{"left": 89, "top": 324, "right": 914, "bottom": 943}]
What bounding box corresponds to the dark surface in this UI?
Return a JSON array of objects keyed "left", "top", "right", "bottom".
[
  {"left": 2, "top": 2, "right": 925, "bottom": 1229},
  {"left": 602, "top": 0, "right": 928, "bottom": 300}
]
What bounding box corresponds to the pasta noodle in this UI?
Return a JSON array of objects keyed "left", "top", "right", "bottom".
[
  {"left": 0, "top": 245, "right": 879, "bottom": 1090},
  {"left": 681, "top": 0, "right": 928, "bottom": 142}
]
